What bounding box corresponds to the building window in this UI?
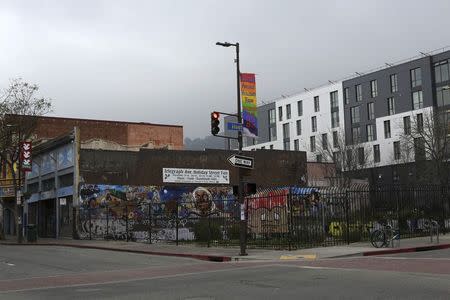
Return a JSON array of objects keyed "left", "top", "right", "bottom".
[
  {"left": 394, "top": 141, "right": 401, "bottom": 160},
  {"left": 310, "top": 136, "right": 316, "bottom": 152},
  {"left": 283, "top": 123, "right": 290, "bottom": 139},
  {"left": 352, "top": 127, "right": 361, "bottom": 144},
  {"left": 297, "top": 100, "right": 303, "bottom": 116},
  {"left": 358, "top": 147, "right": 365, "bottom": 165},
  {"left": 316, "top": 154, "right": 322, "bottom": 162},
  {"left": 269, "top": 109, "right": 276, "bottom": 124},
  {"left": 367, "top": 124, "right": 376, "bottom": 141},
  {"left": 434, "top": 60, "right": 449, "bottom": 83},
  {"left": 344, "top": 88, "right": 349, "bottom": 105},
  {"left": 269, "top": 127, "right": 276, "bottom": 141},
  {"left": 322, "top": 133, "right": 328, "bottom": 150},
  {"left": 355, "top": 84, "right": 362, "bottom": 102},
  {"left": 278, "top": 106, "right": 283, "bottom": 121},
  {"left": 390, "top": 74, "right": 398, "bottom": 93},
  {"left": 332, "top": 131, "right": 338, "bottom": 148},
  {"left": 384, "top": 120, "right": 391, "bottom": 138},
  {"left": 351, "top": 106, "right": 360, "bottom": 124},
  {"left": 296, "top": 119, "right": 301, "bottom": 135},
  {"left": 412, "top": 90, "right": 423, "bottom": 110},
  {"left": 416, "top": 113, "right": 423, "bottom": 132},
  {"left": 331, "top": 111, "right": 339, "bottom": 128},
  {"left": 314, "top": 96, "right": 320, "bottom": 112},
  {"left": 436, "top": 86, "right": 450, "bottom": 107},
  {"left": 367, "top": 102, "right": 375, "bottom": 120},
  {"left": 370, "top": 80, "right": 378, "bottom": 97},
  {"left": 283, "top": 123, "right": 290, "bottom": 150},
  {"left": 294, "top": 139, "right": 299, "bottom": 151},
  {"left": 330, "top": 91, "right": 339, "bottom": 109},
  {"left": 403, "top": 116, "right": 411, "bottom": 135},
  {"left": 410, "top": 67, "right": 422, "bottom": 88},
  {"left": 286, "top": 104, "right": 291, "bottom": 119},
  {"left": 373, "top": 144, "right": 380, "bottom": 163},
  {"left": 387, "top": 97, "right": 395, "bottom": 115},
  {"left": 414, "top": 137, "right": 426, "bottom": 161},
  {"left": 261, "top": 146, "right": 265, "bottom": 149},
  {"left": 311, "top": 116, "right": 317, "bottom": 132}
]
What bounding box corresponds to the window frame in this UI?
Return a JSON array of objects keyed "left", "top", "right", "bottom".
[
  {"left": 412, "top": 90, "right": 423, "bottom": 110},
  {"left": 390, "top": 74, "right": 398, "bottom": 93},
  {"left": 384, "top": 120, "right": 391, "bottom": 138},
  {"left": 410, "top": 67, "right": 422, "bottom": 88},
  {"left": 373, "top": 144, "right": 380, "bottom": 163},
  {"left": 387, "top": 97, "right": 395, "bottom": 115},
  {"left": 310, "top": 136, "right": 316, "bottom": 152},
  {"left": 311, "top": 116, "right": 317, "bottom": 132},
  {"left": 370, "top": 80, "right": 378, "bottom": 98},
  {"left": 355, "top": 84, "right": 362, "bottom": 102},
  {"left": 314, "top": 96, "right": 320, "bottom": 112},
  {"left": 297, "top": 100, "right": 303, "bottom": 116}
]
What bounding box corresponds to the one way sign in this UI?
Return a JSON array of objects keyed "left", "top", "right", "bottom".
[{"left": 227, "top": 154, "right": 254, "bottom": 169}]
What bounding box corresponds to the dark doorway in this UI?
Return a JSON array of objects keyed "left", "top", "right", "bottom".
[{"left": 38, "top": 199, "right": 56, "bottom": 237}]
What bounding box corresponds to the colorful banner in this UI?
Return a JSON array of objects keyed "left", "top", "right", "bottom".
[{"left": 240, "top": 73, "right": 258, "bottom": 137}]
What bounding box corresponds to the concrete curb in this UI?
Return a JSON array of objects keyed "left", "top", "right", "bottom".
[
  {"left": 362, "top": 243, "right": 450, "bottom": 256},
  {"left": 0, "top": 242, "right": 232, "bottom": 262}
]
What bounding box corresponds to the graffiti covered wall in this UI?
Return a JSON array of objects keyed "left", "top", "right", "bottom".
[{"left": 79, "top": 184, "right": 237, "bottom": 242}]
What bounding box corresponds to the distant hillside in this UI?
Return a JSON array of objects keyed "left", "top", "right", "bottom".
[{"left": 184, "top": 135, "right": 228, "bottom": 150}]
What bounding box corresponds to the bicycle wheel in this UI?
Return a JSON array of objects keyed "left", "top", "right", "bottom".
[{"left": 370, "top": 230, "right": 386, "bottom": 248}]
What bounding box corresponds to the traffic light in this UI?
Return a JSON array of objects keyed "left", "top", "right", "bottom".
[{"left": 211, "top": 112, "right": 220, "bottom": 135}]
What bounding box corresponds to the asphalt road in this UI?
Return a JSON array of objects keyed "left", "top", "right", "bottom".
[{"left": 1, "top": 246, "right": 449, "bottom": 299}]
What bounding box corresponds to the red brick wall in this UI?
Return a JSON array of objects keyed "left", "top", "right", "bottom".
[{"left": 31, "top": 116, "right": 183, "bottom": 149}]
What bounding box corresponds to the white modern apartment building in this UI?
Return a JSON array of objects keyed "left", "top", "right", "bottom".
[{"left": 244, "top": 82, "right": 345, "bottom": 163}]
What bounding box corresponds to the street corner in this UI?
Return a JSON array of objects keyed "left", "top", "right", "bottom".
[{"left": 279, "top": 254, "right": 317, "bottom": 261}]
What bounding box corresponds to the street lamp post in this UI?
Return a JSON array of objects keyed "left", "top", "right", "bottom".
[{"left": 216, "top": 41, "right": 247, "bottom": 256}]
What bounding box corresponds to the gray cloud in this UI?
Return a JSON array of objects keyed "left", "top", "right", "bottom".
[{"left": 1, "top": 0, "right": 449, "bottom": 138}]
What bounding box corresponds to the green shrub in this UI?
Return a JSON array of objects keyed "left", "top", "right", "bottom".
[{"left": 193, "top": 218, "right": 222, "bottom": 242}]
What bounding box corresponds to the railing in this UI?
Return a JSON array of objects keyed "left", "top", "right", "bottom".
[{"left": 78, "top": 184, "right": 450, "bottom": 249}]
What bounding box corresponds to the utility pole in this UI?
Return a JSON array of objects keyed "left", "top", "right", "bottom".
[{"left": 216, "top": 41, "right": 247, "bottom": 256}]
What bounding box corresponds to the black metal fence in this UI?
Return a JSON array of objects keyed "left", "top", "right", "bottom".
[{"left": 79, "top": 185, "right": 450, "bottom": 249}]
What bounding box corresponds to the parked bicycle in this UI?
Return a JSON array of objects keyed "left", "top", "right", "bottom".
[{"left": 370, "top": 223, "right": 399, "bottom": 248}]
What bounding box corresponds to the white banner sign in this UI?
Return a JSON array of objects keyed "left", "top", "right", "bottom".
[{"left": 163, "top": 168, "right": 230, "bottom": 184}]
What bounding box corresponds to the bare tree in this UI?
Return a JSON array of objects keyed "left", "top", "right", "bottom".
[
  {"left": 0, "top": 78, "right": 52, "bottom": 240},
  {"left": 316, "top": 128, "right": 372, "bottom": 187},
  {"left": 399, "top": 109, "right": 450, "bottom": 185}
]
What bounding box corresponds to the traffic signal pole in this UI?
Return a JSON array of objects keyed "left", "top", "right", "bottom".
[
  {"left": 235, "top": 43, "right": 248, "bottom": 256},
  {"left": 216, "top": 41, "right": 247, "bottom": 256}
]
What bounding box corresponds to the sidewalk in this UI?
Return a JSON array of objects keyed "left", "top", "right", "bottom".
[{"left": 1, "top": 234, "right": 449, "bottom": 262}]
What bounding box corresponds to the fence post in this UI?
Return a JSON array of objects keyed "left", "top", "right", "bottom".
[
  {"left": 106, "top": 205, "right": 109, "bottom": 239},
  {"left": 125, "top": 204, "right": 129, "bottom": 242},
  {"left": 88, "top": 208, "right": 92, "bottom": 240},
  {"left": 176, "top": 201, "right": 179, "bottom": 246},
  {"left": 207, "top": 214, "right": 211, "bottom": 248},
  {"left": 287, "top": 187, "right": 292, "bottom": 251},
  {"left": 396, "top": 186, "right": 401, "bottom": 247},
  {"left": 148, "top": 201, "right": 152, "bottom": 244},
  {"left": 441, "top": 185, "right": 447, "bottom": 235},
  {"left": 345, "top": 190, "right": 350, "bottom": 245}
]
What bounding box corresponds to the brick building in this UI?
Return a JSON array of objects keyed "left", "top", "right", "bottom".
[
  {"left": 1, "top": 115, "right": 183, "bottom": 238},
  {"left": 30, "top": 116, "right": 183, "bottom": 150}
]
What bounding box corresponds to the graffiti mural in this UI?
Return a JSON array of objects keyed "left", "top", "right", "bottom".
[{"left": 79, "top": 184, "right": 237, "bottom": 243}]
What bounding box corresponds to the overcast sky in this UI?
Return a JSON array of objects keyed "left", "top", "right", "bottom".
[{"left": 1, "top": 0, "right": 450, "bottom": 139}]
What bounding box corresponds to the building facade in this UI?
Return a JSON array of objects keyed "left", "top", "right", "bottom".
[
  {"left": 1, "top": 115, "right": 183, "bottom": 238},
  {"left": 244, "top": 82, "right": 345, "bottom": 163},
  {"left": 241, "top": 48, "right": 449, "bottom": 184},
  {"left": 342, "top": 50, "right": 450, "bottom": 169}
]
